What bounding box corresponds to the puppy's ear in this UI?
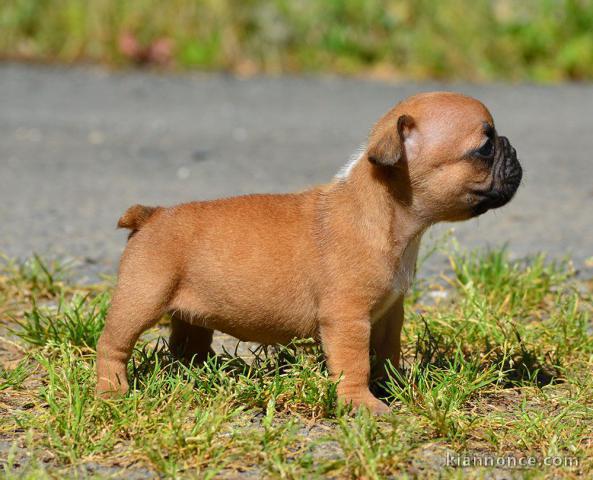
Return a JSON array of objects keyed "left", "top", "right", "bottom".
[{"left": 367, "top": 114, "right": 415, "bottom": 167}]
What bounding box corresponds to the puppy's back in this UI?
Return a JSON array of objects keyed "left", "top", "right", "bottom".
[{"left": 116, "top": 192, "right": 323, "bottom": 341}]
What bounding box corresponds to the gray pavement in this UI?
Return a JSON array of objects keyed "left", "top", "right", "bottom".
[{"left": 1, "top": 64, "right": 592, "bottom": 278}]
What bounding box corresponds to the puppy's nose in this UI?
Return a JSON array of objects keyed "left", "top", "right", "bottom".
[
  {"left": 496, "top": 136, "right": 522, "bottom": 191},
  {"left": 507, "top": 160, "right": 522, "bottom": 186},
  {"left": 499, "top": 136, "right": 520, "bottom": 166},
  {"left": 499, "top": 136, "right": 513, "bottom": 156}
]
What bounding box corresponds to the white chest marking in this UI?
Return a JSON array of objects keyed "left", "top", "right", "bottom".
[
  {"left": 335, "top": 144, "right": 366, "bottom": 180},
  {"left": 371, "top": 235, "right": 422, "bottom": 322}
]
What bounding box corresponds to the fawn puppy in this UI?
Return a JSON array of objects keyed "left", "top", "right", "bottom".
[{"left": 96, "top": 92, "right": 522, "bottom": 413}]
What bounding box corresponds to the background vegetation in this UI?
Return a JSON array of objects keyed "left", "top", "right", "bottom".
[{"left": 2, "top": 0, "right": 593, "bottom": 82}]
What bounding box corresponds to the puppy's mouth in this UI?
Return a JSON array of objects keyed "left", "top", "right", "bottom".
[{"left": 472, "top": 136, "right": 522, "bottom": 216}]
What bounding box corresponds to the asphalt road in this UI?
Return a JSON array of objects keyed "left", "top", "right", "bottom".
[{"left": 1, "top": 64, "right": 592, "bottom": 278}]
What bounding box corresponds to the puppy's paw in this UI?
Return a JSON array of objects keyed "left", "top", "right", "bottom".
[
  {"left": 339, "top": 389, "right": 391, "bottom": 416},
  {"left": 96, "top": 376, "right": 129, "bottom": 399},
  {"left": 361, "top": 395, "right": 391, "bottom": 416}
]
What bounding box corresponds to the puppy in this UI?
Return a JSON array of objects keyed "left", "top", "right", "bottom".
[{"left": 96, "top": 92, "right": 522, "bottom": 414}]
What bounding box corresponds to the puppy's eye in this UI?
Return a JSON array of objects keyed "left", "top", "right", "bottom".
[{"left": 477, "top": 139, "right": 494, "bottom": 157}]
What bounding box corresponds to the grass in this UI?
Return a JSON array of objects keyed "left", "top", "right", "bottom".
[
  {"left": 0, "top": 247, "right": 592, "bottom": 478},
  {"left": 1, "top": 0, "right": 593, "bottom": 82}
]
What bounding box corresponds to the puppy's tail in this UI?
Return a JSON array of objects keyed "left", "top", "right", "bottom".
[{"left": 117, "top": 204, "right": 159, "bottom": 237}]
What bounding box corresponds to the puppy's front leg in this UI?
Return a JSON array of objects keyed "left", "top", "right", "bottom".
[
  {"left": 371, "top": 296, "right": 404, "bottom": 382},
  {"left": 320, "top": 306, "right": 390, "bottom": 415}
]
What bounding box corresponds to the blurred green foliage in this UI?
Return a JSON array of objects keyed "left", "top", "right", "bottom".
[{"left": 1, "top": 0, "right": 593, "bottom": 81}]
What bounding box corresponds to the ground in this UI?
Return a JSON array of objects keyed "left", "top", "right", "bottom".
[
  {"left": 1, "top": 65, "right": 593, "bottom": 274},
  {"left": 1, "top": 249, "right": 592, "bottom": 478},
  {"left": 0, "top": 65, "right": 592, "bottom": 478}
]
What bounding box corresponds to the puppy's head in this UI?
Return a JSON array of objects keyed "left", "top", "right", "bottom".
[{"left": 366, "top": 92, "right": 522, "bottom": 222}]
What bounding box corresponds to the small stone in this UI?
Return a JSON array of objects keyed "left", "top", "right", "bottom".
[
  {"left": 232, "top": 127, "right": 248, "bottom": 142},
  {"left": 177, "top": 166, "right": 190, "bottom": 179},
  {"left": 88, "top": 130, "right": 104, "bottom": 145},
  {"left": 428, "top": 290, "right": 448, "bottom": 299}
]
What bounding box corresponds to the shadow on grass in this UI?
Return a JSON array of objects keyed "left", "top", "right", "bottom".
[
  {"left": 414, "top": 315, "right": 560, "bottom": 388},
  {"left": 129, "top": 338, "right": 338, "bottom": 417}
]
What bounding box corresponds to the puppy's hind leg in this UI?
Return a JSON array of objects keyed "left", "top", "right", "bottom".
[
  {"left": 96, "top": 265, "right": 176, "bottom": 397},
  {"left": 169, "top": 311, "right": 214, "bottom": 364}
]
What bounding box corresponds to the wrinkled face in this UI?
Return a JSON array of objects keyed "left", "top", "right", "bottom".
[
  {"left": 467, "top": 128, "right": 523, "bottom": 217},
  {"left": 368, "top": 93, "right": 522, "bottom": 222}
]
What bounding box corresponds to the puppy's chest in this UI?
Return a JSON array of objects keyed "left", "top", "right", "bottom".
[{"left": 371, "top": 236, "right": 422, "bottom": 322}]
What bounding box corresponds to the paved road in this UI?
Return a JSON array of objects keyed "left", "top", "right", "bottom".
[{"left": 1, "top": 64, "right": 592, "bottom": 279}]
